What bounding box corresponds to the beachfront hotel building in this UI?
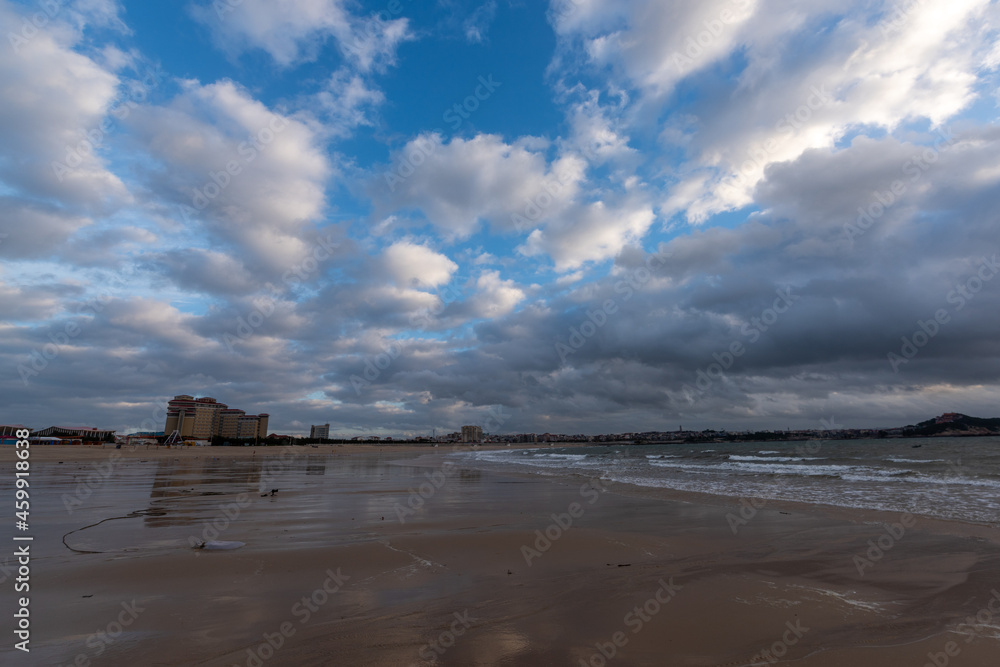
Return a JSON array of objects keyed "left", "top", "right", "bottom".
[
  {"left": 310, "top": 424, "right": 330, "bottom": 439},
  {"left": 164, "top": 395, "right": 269, "bottom": 440},
  {"left": 461, "top": 425, "right": 484, "bottom": 443},
  {"left": 238, "top": 413, "right": 269, "bottom": 439},
  {"left": 219, "top": 408, "right": 246, "bottom": 438}
]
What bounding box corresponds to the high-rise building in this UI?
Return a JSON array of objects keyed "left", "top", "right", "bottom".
[
  {"left": 237, "top": 414, "right": 260, "bottom": 439},
  {"left": 219, "top": 409, "right": 245, "bottom": 438},
  {"left": 461, "top": 425, "right": 483, "bottom": 443},
  {"left": 165, "top": 395, "right": 269, "bottom": 440},
  {"left": 310, "top": 424, "right": 330, "bottom": 439},
  {"left": 164, "top": 395, "right": 227, "bottom": 439}
]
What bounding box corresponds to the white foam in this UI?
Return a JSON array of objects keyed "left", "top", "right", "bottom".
[
  {"left": 885, "top": 457, "right": 948, "bottom": 464},
  {"left": 729, "top": 455, "right": 824, "bottom": 463},
  {"left": 453, "top": 444, "right": 1000, "bottom": 526},
  {"left": 788, "top": 585, "right": 885, "bottom": 613},
  {"left": 650, "top": 459, "right": 874, "bottom": 478},
  {"left": 199, "top": 540, "right": 244, "bottom": 551}
]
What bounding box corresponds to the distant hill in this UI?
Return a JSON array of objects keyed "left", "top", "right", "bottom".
[{"left": 906, "top": 413, "right": 1000, "bottom": 437}]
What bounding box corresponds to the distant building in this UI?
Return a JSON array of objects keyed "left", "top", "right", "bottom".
[
  {"left": 124, "top": 432, "right": 162, "bottom": 445},
  {"left": 238, "top": 413, "right": 269, "bottom": 439},
  {"left": 250, "top": 414, "right": 269, "bottom": 439},
  {"left": 461, "top": 425, "right": 483, "bottom": 443},
  {"left": 0, "top": 425, "right": 28, "bottom": 437},
  {"left": 219, "top": 409, "right": 245, "bottom": 438},
  {"left": 34, "top": 426, "right": 115, "bottom": 441},
  {"left": 936, "top": 413, "right": 962, "bottom": 424},
  {"left": 310, "top": 424, "right": 330, "bottom": 439},
  {"left": 28, "top": 437, "right": 66, "bottom": 445},
  {"left": 165, "top": 395, "right": 268, "bottom": 440},
  {"left": 165, "top": 395, "right": 226, "bottom": 439}
]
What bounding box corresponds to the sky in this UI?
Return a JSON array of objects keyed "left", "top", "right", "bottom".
[{"left": 1, "top": 0, "right": 999, "bottom": 437}]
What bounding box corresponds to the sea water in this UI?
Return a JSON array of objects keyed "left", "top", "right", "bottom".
[{"left": 455, "top": 437, "right": 1000, "bottom": 525}]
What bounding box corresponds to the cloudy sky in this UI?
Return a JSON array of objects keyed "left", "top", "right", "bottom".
[{"left": 2, "top": 0, "right": 999, "bottom": 437}]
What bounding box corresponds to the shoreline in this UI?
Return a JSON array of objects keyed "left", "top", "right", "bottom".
[
  {"left": 0, "top": 442, "right": 562, "bottom": 462},
  {"left": 9, "top": 443, "right": 1000, "bottom": 537},
  {"left": 401, "top": 443, "right": 1000, "bottom": 537}
]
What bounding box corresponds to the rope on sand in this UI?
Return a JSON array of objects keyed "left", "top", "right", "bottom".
[{"left": 61, "top": 508, "right": 167, "bottom": 554}]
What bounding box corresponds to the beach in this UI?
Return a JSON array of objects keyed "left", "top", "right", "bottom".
[{"left": 2, "top": 444, "right": 1000, "bottom": 666}]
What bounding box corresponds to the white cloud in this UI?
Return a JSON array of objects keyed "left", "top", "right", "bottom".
[
  {"left": 553, "top": 0, "right": 997, "bottom": 225},
  {"left": 105, "top": 297, "right": 205, "bottom": 348},
  {"left": 518, "top": 193, "right": 655, "bottom": 271},
  {"left": 563, "top": 88, "right": 636, "bottom": 167},
  {"left": 382, "top": 241, "right": 458, "bottom": 288},
  {"left": 314, "top": 67, "right": 385, "bottom": 138},
  {"left": 129, "top": 79, "right": 331, "bottom": 273},
  {"left": 66, "top": 0, "right": 130, "bottom": 33},
  {"left": 190, "top": 0, "right": 411, "bottom": 70},
  {"left": 469, "top": 270, "right": 525, "bottom": 318},
  {"left": 377, "top": 133, "right": 585, "bottom": 239},
  {"left": 0, "top": 1, "right": 129, "bottom": 210},
  {"left": 676, "top": 0, "right": 990, "bottom": 220},
  {"left": 568, "top": 0, "right": 758, "bottom": 96},
  {"left": 464, "top": 1, "right": 497, "bottom": 43}
]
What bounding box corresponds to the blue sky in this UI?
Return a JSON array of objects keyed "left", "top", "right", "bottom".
[{"left": 2, "top": 0, "right": 1000, "bottom": 436}]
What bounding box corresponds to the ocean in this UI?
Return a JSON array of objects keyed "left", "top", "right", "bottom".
[{"left": 454, "top": 437, "right": 1000, "bottom": 526}]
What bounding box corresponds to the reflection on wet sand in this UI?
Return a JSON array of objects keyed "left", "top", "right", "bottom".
[{"left": 143, "top": 454, "right": 329, "bottom": 527}]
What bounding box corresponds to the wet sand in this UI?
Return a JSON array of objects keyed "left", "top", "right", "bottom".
[{"left": 2, "top": 445, "right": 1000, "bottom": 666}]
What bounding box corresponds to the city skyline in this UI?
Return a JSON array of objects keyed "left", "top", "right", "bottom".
[
  {"left": 4, "top": 408, "right": 995, "bottom": 442},
  {"left": 2, "top": 0, "right": 1000, "bottom": 437}
]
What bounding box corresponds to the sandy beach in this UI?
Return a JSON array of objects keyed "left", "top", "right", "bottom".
[{"left": 2, "top": 444, "right": 1000, "bottom": 666}]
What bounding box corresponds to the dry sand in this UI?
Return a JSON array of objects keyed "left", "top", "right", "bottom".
[{"left": 2, "top": 445, "right": 1000, "bottom": 666}]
